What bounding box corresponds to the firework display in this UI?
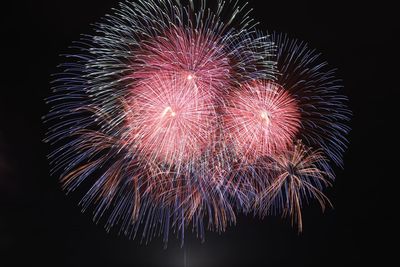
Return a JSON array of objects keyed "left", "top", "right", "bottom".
[{"left": 45, "top": 0, "right": 350, "bottom": 245}]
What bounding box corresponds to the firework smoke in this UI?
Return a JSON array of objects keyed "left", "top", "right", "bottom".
[{"left": 45, "top": 0, "right": 350, "bottom": 245}]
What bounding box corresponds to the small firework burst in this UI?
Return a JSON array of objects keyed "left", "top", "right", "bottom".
[
  {"left": 222, "top": 80, "right": 301, "bottom": 162},
  {"left": 45, "top": 0, "right": 350, "bottom": 246},
  {"left": 256, "top": 142, "right": 333, "bottom": 232}
]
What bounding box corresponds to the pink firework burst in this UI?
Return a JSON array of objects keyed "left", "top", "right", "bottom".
[
  {"left": 124, "top": 73, "right": 219, "bottom": 165},
  {"left": 222, "top": 80, "right": 301, "bottom": 162},
  {"left": 132, "top": 27, "right": 231, "bottom": 91}
]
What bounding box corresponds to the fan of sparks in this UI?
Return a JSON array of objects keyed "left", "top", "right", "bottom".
[{"left": 45, "top": 0, "right": 350, "bottom": 245}]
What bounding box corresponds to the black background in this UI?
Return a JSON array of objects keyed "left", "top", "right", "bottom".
[{"left": 1, "top": 0, "right": 397, "bottom": 266}]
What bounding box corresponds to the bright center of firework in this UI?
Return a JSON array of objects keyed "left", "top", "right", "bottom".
[
  {"left": 260, "top": 111, "right": 271, "bottom": 125},
  {"left": 223, "top": 80, "right": 301, "bottom": 159},
  {"left": 187, "top": 74, "right": 194, "bottom": 80},
  {"left": 162, "top": 106, "right": 176, "bottom": 118}
]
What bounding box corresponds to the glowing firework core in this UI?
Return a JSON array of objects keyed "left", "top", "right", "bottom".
[{"left": 162, "top": 107, "right": 176, "bottom": 118}]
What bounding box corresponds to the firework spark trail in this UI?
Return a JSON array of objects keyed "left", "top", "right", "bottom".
[{"left": 45, "top": 0, "right": 350, "bottom": 246}]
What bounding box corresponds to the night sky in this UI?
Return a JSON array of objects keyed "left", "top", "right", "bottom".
[{"left": 1, "top": 0, "right": 397, "bottom": 266}]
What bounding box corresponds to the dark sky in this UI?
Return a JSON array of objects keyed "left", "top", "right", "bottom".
[{"left": 1, "top": 0, "right": 397, "bottom": 266}]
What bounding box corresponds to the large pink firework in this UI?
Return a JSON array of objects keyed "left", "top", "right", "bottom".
[
  {"left": 132, "top": 27, "right": 231, "bottom": 90},
  {"left": 124, "top": 73, "right": 219, "bottom": 165}
]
